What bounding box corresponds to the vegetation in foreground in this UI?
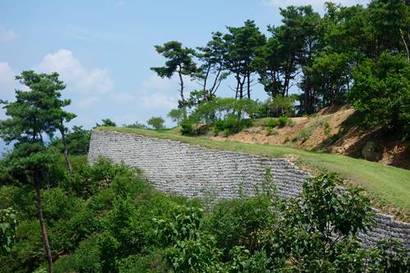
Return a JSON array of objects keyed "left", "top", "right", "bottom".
[{"left": 1, "top": 156, "right": 409, "bottom": 273}]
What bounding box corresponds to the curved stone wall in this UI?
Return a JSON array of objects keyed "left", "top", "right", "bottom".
[{"left": 88, "top": 130, "right": 410, "bottom": 248}]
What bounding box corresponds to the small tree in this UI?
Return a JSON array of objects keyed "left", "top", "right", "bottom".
[
  {"left": 147, "top": 117, "right": 165, "bottom": 130},
  {"left": 0, "top": 70, "right": 75, "bottom": 273},
  {"left": 96, "top": 118, "right": 117, "bottom": 127}
]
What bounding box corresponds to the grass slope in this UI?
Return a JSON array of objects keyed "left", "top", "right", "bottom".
[{"left": 97, "top": 127, "right": 410, "bottom": 218}]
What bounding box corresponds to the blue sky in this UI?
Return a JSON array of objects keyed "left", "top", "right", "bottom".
[{"left": 0, "top": 0, "right": 368, "bottom": 129}]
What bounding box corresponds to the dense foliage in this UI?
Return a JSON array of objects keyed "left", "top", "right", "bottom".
[
  {"left": 349, "top": 52, "right": 410, "bottom": 137},
  {"left": 51, "top": 126, "right": 91, "bottom": 156},
  {"left": 1, "top": 158, "right": 408, "bottom": 273}
]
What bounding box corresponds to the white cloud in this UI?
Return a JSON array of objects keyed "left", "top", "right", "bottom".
[
  {"left": 0, "top": 27, "right": 17, "bottom": 43},
  {"left": 138, "top": 74, "right": 181, "bottom": 110},
  {"left": 38, "top": 49, "right": 114, "bottom": 93},
  {"left": 0, "top": 62, "right": 16, "bottom": 99},
  {"left": 0, "top": 62, "right": 17, "bottom": 119}
]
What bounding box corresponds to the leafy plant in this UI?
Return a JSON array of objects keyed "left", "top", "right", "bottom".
[
  {"left": 0, "top": 207, "right": 17, "bottom": 254},
  {"left": 147, "top": 117, "right": 165, "bottom": 130}
]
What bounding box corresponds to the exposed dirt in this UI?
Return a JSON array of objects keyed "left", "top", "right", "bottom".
[{"left": 211, "top": 106, "right": 410, "bottom": 169}]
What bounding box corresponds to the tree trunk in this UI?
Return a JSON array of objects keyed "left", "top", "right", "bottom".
[
  {"left": 239, "top": 75, "right": 246, "bottom": 99},
  {"left": 178, "top": 68, "right": 185, "bottom": 103},
  {"left": 247, "top": 72, "right": 251, "bottom": 99},
  {"left": 399, "top": 28, "right": 410, "bottom": 62},
  {"left": 235, "top": 73, "right": 240, "bottom": 99},
  {"left": 34, "top": 175, "right": 53, "bottom": 273},
  {"left": 60, "top": 128, "right": 72, "bottom": 174}
]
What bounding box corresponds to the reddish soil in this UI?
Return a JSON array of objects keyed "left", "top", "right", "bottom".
[{"left": 211, "top": 106, "right": 410, "bottom": 169}]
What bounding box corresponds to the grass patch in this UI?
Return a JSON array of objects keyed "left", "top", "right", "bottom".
[{"left": 96, "top": 127, "right": 410, "bottom": 219}]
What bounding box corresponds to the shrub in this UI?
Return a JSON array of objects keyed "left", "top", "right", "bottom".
[
  {"left": 147, "top": 116, "right": 165, "bottom": 130},
  {"left": 96, "top": 118, "right": 116, "bottom": 127},
  {"left": 154, "top": 205, "right": 204, "bottom": 246},
  {"left": 208, "top": 196, "right": 275, "bottom": 256},
  {"left": 180, "top": 119, "right": 196, "bottom": 136},
  {"left": 166, "top": 235, "right": 222, "bottom": 273},
  {"left": 265, "top": 118, "right": 279, "bottom": 129},
  {"left": 117, "top": 250, "right": 168, "bottom": 273},
  {"left": 214, "top": 115, "right": 252, "bottom": 136},
  {"left": 123, "top": 122, "right": 147, "bottom": 129},
  {"left": 277, "top": 115, "right": 288, "bottom": 127},
  {"left": 0, "top": 207, "right": 17, "bottom": 255},
  {"left": 258, "top": 95, "right": 296, "bottom": 118},
  {"left": 264, "top": 116, "right": 290, "bottom": 129}
]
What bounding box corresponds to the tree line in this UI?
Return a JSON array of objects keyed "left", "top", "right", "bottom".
[{"left": 152, "top": 0, "right": 410, "bottom": 138}]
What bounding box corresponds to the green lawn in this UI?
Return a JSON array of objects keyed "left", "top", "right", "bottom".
[{"left": 97, "top": 127, "right": 410, "bottom": 219}]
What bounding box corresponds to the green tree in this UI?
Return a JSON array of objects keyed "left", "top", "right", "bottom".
[
  {"left": 254, "top": 31, "right": 284, "bottom": 97},
  {"left": 305, "top": 52, "right": 351, "bottom": 107},
  {"left": 0, "top": 71, "right": 75, "bottom": 273},
  {"left": 151, "top": 41, "right": 197, "bottom": 106},
  {"left": 195, "top": 32, "right": 229, "bottom": 101},
  {"left": 51, "top": 126, "right": 91, "bottom": 155},
  {"left": 349, "top": 52, "right": 410, "bottom": 138},
  {"left": 96, "top": 118, "right": 117, "bottom": 127},
  {"left": 263, "top": 173, "right": 377, "bottom": 272},
  {"left": 223, "top": 20, "right": 266, "bottom": 99},
  {"left": 147, "top": 117, "right": 165, "bottom": 130},
  {"left": 367, "top": 0, "right": 410, "bottom": 58}
]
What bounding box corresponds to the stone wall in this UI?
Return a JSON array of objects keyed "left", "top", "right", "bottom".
[{"left": 88, "top": 130, "right": 410, "bottom": 248}]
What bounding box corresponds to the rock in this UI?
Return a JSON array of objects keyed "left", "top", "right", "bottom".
[{"left": 362, "top": 141, "right": 382, "bottom": 161}]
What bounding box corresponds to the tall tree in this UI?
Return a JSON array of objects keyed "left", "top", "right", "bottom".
[
  {"left": 349, "top": 52, "right": 410, "bottom": 138},
  {"left": 0, "top": 71, "right": 75, "bottom": 273},
  {"left": 223, "top": 20, "right": 266, "bottom": 99},
  {"left": 254, "top": 30, "right": 285, "bottom": 97},
  {"left": 46, "top": 75, "right": 76, "bottom": 173},
  {"left": 151, "top": 41, "right": 197, "bottom": 107},
  {"left": 195, "top": 32, "right": 229, "bottom": 101},
  {"left": 367, "top": 0, "right": 410, "bottom": 58},
  {"left": 304, "top": 52, "right": 351, "bottom": 107}
]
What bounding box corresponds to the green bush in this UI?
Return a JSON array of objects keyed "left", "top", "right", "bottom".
[
  {"left": 208, "top": 196, "right": 274, "bottom": 257},
  {"left": 147, "top": 116, "right": 165, "bottom": 130},
  {"left": 213, "top": 115, "right": 252, "bottom": 136},
  {"left": 265, "top": 118, "right": 279, "bottom": 129},
  {"left": 117, "top": 250, "right": 168, "bottom": 273},
  {"left": 180, "top": 119, "right": 196, "bottom": 136},
  {"left": 263, "top": 95, "right": 296, "bottom": 117},
  {"left": 277, "top": 115, "right": 288, "bottom": 127},
  {"left": 166, "top": 235, "right": 222, "bottom": 273}
]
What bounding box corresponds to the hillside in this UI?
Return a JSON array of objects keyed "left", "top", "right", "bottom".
[
  {"left": 212, "top": 106, "right": 410, "bottom": 169},
  {"left": 97, "top": 127, "right": 410, "bottom": 220}
]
